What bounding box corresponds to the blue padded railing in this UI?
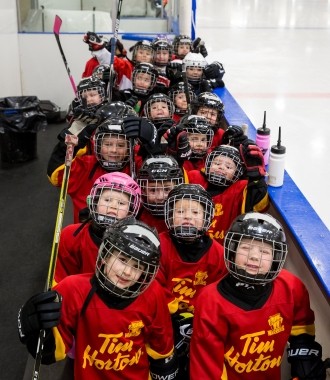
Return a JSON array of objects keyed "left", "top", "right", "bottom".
[{"left": 214, "top": 87, "right": 330, "bottom": 300}]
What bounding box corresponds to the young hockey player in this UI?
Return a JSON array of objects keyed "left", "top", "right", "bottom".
[
  {"left": 157, "top": 183, "right": 227, "bottom": 378},
  {"left": 182, "top": 53, "right": 226, "bottom": 95},
  {"left": 129, "top": 39, "right": 155, "bottom": 65},
  {"left": 190, "top": 212, "right": 327, "bottom": 380},
  {"left": 137, "top": 155, "right": 186, "bottom": 233},
  {"left": 188, "top": 144, "right": 269, "bottom": 244},
  {"left": 18, "top": 217, "right": 179, "bottom": 380},
  {"left": 168, "top": 81, "right": 196, "bottom": 123},
  {"left": 54, "top": 172, "right": 141, "bottom": 285},
  {"left": 172, "top": 34, "right": 208, "bottom": 60},
  {"left": 143, "top": 92, "right": 175, "bottom": 129},
  {"left": 112, "top": 62, "right": 160, "bottom": 115},
  {"left": 179, "top": 114, "right": 214, "bottom": 171},
  {"left": 82, "top": 31, "right": 133, "bottom": 90},
  {"left": 47, "top": 103, "right": 141, "bottom": 223},
  {"left": 65, "top": 76, "right": 107, "bottom": 126},
  {"left": 191, "top": 91, "right": 227, "bottom": 148},
  {"left": 151, "top": 37, "right": 173, "bottom": 88}
]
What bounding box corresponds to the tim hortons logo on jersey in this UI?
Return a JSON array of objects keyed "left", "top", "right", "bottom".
[
  {"left": 129, "top": 243, "right": 149, "bottom": 256},
  {"left": 214, "top": 203, "right": 224, "bottom": 216},
  {"left": 83, "top": 332, "right": 143, "bottom": 371},
  {"left": 224, "top": 330, "right": 283, "bottom": 374}
]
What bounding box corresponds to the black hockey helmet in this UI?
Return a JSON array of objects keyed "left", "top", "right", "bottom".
[
  {"left": 77, "top": 76, "right": 106, "bottom": 111},
  {"left": 172, "top": 34, "right": 192, "bottom": 59},
  {"left": 204, "top": 145, "right": 244, "bottom": 187},
  {"left": 224, "top": 212, "right": 288, "bottom": 285},
  {"left": 131, "top": 40, "right": 155, "bottom": 64},
  {"left": 95, "top": 217, "right": 160, "bottom": 298},
  {"left": 151, "top": 37, "right": 172, "bottom": 66},
  {"left": 132, "top": 62, "right": 159, "bottom": 95},
  {"left": 95, "top": 101, "right": 137, "bottom": 122},
  {"left": 179, "top": 115, "right": 214, "bottom": 158},
  {"left": 93, "top": 117, "right": 130, "bottom": 171},
  {"left": 191, "top": 92, "right": 225, "bottom": 126},
  {"left": 143, "top": 93, "right": 175, "bottom": 125},
  {"left": 137, "top": 155, "right": 184, "bottom": 216},
  {"left": 165, "top": 183, "right": 214, "bottom": 241},
  {"left": 168, "top": 81, "right": 196, "bottom": 115}
]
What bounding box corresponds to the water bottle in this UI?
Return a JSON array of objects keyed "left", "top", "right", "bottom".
[
  {"left": 256, "top": 111, "right": 271, "bottom": 165},
  {"left": 268, "top": 126, "right": 286, "bottom": 187}
]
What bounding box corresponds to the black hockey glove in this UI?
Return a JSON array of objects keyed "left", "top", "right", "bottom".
[
  {"left": 204, "top": 61, "right": 225, "bottom": 80},
  {"left": 288, "top": 338, "right": 327, "bottom": 380},
  {"left": 192, "top": 37, "right": 208, "bottom": 57},
  {"left": 122, "top": 116, "right": 158, "bottom": 154},
  {"left": 125, "top": 95, "right": 139, "bottom": 108},
  {"left": 18, "top": 291, "right": 62, "bottom": 344},
  {"left": 222, "top": 125, "right": 249, "bottom": 149},
  {"left": 163, "top": 125, "right": 192, "bottom": 161},
  {"left": 83, "top": 31, "right": 107, "bottom": 51},
  {"left": 240, "top": 141, "right": 266, "bottom": 179},
  {"left": 168, "top": 60, "right": 183, "bottom": 71},
  {"left": 172, "top": 312, "right": 194, "bottom": 357},
  {"left": 72, "top": 105, "right": 100, "bottom": 124},
  {"left": 149, "top": 352, "right": 179, "bottom": 379}
]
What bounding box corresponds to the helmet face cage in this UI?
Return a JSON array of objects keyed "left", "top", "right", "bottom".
[
  {"left": 88, "top": 173, "right": 141, "bottom": 227},
  {"left": 92, "top": 64, "right": 110, "bottom": 79},
  {"left": 93, "top": 120, "right": 130, "bottom": 171},
  {"left": 165, "top": 184, "right": 214, "bottom": 241},
  {"left": 168, "top": 82, "right": 196, "bottom": 115},
  {"left": 137, "top": 156, "right": 184, "bottom": 216},
  {"left": 152, "top": 38, "right": 172, "bottom": 67},
  {"left": 132, "top": 63, "right": 158, "bottom": 95},
  {"left": 183, "top": 53, "right": 207, "bottom": 84},
  {"left": 224, "top": 213, "right": 288, "bottom": 285},
  {"left": 173, "top": 35, "right": 192, "bottom": 59},
  {"left": 192, "top": 92, "right": 225, "bottom": 126},
  {"left": 95, "top": 220, "right": 160, "bottom": 298},
  {"left": 143, "top": 94, "right": 175, "bottom": 123},
  {"left": 77, "top": 77, "right": 106, "bottom": 111},
  {"left": 205, "top": 146, "right": 244, "bottom": 187},
  {"left": 182, "top": 115, "right": 214, "bottom": 158},
  {"left": 132, "top": 41, "right": 155, "bottom": 64}
]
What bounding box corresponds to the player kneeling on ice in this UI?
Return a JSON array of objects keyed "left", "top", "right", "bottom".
[
  {"left": 190, "top": 212, "right": 327, "bottom": 380},
  {"left": 18, "top": 217, "right": 178, "bottom": 380}
]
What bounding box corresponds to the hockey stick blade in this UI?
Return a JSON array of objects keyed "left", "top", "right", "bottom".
[{"left": 53, "top": 14, "right": 62, "bottom": 35}]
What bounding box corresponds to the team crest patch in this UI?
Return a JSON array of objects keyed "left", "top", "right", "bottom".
[
  {"left": 193, "top": 271, "right": 208, "bottom": 286},
  {"left": 267, "top": 313, "right": 285, "bottom": 336},
  {"left": 125, "top": 320, "right": 144, "bottom": 337}
]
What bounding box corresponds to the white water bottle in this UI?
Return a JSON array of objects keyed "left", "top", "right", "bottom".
[
  {"left": 268, "top": 126, "right": 286, "bottom": 187},
  {"left": 256, "top": 111, "right": 271, "bottom": 165}
]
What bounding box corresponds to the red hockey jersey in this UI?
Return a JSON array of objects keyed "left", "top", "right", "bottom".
[
  {"left": 157, "top": 231, "right": 227, "bottom": 314},
  {"left": 54, "top": 223, "right": 99, "bottom": 285},
  {"left": 190, "top": 270, "right": 315, "bottom": 380},
  {"left": 53, "top": 274, "right": 174, "bottom": 380},
  {"left": 50, "top": 153, "right": 130, "bottom": 223}
]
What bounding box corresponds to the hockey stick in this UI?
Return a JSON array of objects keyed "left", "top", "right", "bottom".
[
  {"left": 31, "top": 134, "right": 78, "bottom": 380},
  {"left": 108, "top": 0, "right": 123, "bottom": 101},
  {"left": 181, "top": 61, "right": 191, "bottom": 114},
  {"left": 53, "top": 15, "right": 77, "bottom": 95}
]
